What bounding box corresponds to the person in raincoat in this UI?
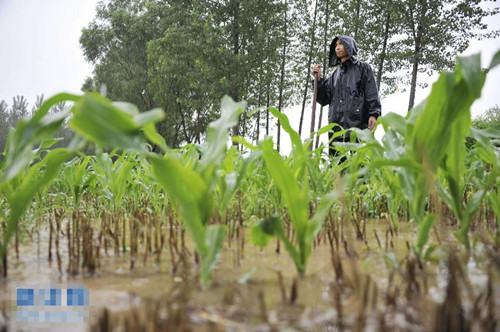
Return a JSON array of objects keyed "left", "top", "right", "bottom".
[{"left": 312, "top": 35, "right": 381, "bottom": 158}]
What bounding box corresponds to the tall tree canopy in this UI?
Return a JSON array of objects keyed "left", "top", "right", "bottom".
[
  {"left": 397, "top": 0, "right": 499, "bottom": 110},
  {"left": 79, "top": 0, "right": 499, "bottom": 147}
]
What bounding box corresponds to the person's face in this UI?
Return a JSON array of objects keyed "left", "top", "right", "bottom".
[{"left": 335, "top": 39, "right": 348, "bottom": 59}]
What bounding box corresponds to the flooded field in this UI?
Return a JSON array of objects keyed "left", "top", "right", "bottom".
[
  {"left": 1, "top": 216, "right": 499, "bottom": 331},
  {"left": 1, "top": 52, "right": 500, "bottom": 331}
]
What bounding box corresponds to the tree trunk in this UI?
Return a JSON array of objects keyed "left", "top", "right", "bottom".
[
  {"left": 298, "top": 0, "right": 319, "bottom": 136},
  {"left": 266, "top": 85, "right": 271, "bottom": 136},
  {"left": 354, "top": 0, "right": 361, "bottom": 41},
  {"left": 407, "top": 0, "right": 427, "bottom": 111},
  {"left": 174, "top": 89, "right": 190, "bottom": 144},
  {"left": 231, "top": 0, "right": 241, "bottom": 145},
  {"left": 376, "top": 10, "right": 391, "bottom": 90},
  {"left": 316, "top": 0, "right": 329, "bottom": 150},
  {"left": 408, "top": 24, "right": 423, "bottom": 111},
  {"left": 197, "top": 109, "right": 201, "bottom": 144},
  {"left": 256, "top": 78, "right": 263, "bottom": 143},
  {"left": 277, "top": 0, "right": 288, "bottom": 152}
]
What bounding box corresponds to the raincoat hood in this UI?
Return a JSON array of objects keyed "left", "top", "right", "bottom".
[{"left": 329, "top": 35, "right": 358, "bottom": 67}]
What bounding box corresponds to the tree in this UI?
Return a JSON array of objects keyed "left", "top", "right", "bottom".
[
  {"left": 0, "top": 100, "right": 9, "bottom": 156},
  {"left": 398, "top": 0, "right": 499, "bottom": 110},
  {"left": 7, "top": 96, "right": 28, "bottom": 128},
  {"left": 472, "top": 105, "right": 500, "bottom": 130},
  {"left": 81, "top": 0, "right": 290, "bottom": 148},
  {"left": 212, "top": 0, "right": 286, "bottom": 146},
  {"left": 80, "top": 0, "right": 161, "bottom": 110},
  {"left": 297, "top": 0, "right": 320, "bottom": 136}
]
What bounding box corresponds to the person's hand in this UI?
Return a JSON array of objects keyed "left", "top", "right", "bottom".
[
  {"left": 368, "top": 116, "right": 377, "bottom": 131},
  {"left": 312, "top": 64, "right": 321, "bottom": 79}
]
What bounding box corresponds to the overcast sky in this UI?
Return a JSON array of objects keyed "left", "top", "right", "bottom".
[{"left": 1, "top": 0, "right": 499, "bottom": 123}]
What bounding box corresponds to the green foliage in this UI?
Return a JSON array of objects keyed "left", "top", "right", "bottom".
[
  {"left": 150, "top": 96, "right": 246, "bottom": 286},
  {"left": 2, "top": 46, "right": 500, "bottom": 289},
  {"left": 251, "top": 108, "right": 337, "bottom": 276},
  {"left": 69, "top": 95, "right": 164, "bottom": 152},
  {"left": 59, "top": 155, "right": 94, "bottom": 208},
  {"left": 0, "top": 92, "right": 165, "bottom": 259},
  {"left": 396, "top": 0, "right": 498, "bottom": 109},
  {"left": 373, "top": 50, "right": 500, "bottom": 251},
  {"left": 413, "top": 214, "right": 436, "bottom": 258},
  {"left": 472, "top": 106, "right": 500, "bottom": 131}
]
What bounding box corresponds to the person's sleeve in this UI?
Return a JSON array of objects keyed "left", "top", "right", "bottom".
[
  {"left": 364, "top": 65, "right": 381, "bottom": 118},
  {"left": 314, "top": 75, "right": 332, "bottom": 106}
]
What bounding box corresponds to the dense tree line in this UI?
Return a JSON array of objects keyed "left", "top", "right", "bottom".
[
  {"left": 1, "top": 0, "right": 498, "bottom": 152},
  {"left": 78, "top": 0, "right": 497, "bottom": 149}
]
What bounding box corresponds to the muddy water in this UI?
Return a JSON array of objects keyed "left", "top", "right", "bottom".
[{"left": 0, "top": 218, "right": 497, "bottom": 331}]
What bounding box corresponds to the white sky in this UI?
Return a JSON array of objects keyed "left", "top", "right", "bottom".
[
  {"left": 0, "top": 0, "right": 499, "bottom": 144},
  {"left": 0, "top": 0, "right": 96, "bottom": 108}
]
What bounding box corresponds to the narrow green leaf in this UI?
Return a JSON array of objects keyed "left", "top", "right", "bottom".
[
  {"left": 200, "top": 225, "right": 226, "bottom": 286},
  {"left": 69, "top": 93, "right": 146, "bottom": 151},
  {"left": 246, "top": 106, "right": 266, "bottom": 118},
  {"left": 378, "top": 113, "right": 407, "bottom": 134},
  {"left": 251, "top": 223, "right": 272, "bottom": 248},
  {"left": 261, "top": 139, "right": 308, "bottom": 236},
  {"left": 489, "top": 49, "right": 500, "bottom": 69},
  {"left": 416, "top": 214, "right": 436, "bottom": 252},
  {"left": 238, "top": 267, "right": 258, "bottom": 284},
  {"left": 201, "top": 95, "right": 245, "bottom": 179},
  {"left": 149, "top": 155, "right": 208, "bottom": 253},
  {"left": 133, "top": 108, "right": 165, "bottom": 127},
  {"left": 1, "top": 148, "right": 74, "bottom": 256}
]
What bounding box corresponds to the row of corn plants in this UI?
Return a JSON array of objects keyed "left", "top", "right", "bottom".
[{"left": 1, "top": 51, "right": 500, "bottom": 285}]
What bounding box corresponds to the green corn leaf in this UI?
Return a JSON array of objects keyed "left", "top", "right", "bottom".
[
  {"left": 1, "top": 148, "right": 74, "bottom": 256},
  {"left": 457, "top": 53, "right": 484, "bottom": 99},
  {"left": 69, "top": 93, "right": 147, "bottom": 151},
  {"left": 232, "top": 136, "right": 257, "bottom": 150},
  {"left": 251, "top": 223, "right": 272, "bottom": 248},
  {"left": 143, "top": 123, "right": 168, "bottom": 152},
  {"left": 416, "top": 214, "right": 436, "bottom": 253},
  {"left": 31, "top": 93, "right": 80, "bottom": 122},
  {"left": 149, "top": 154, "right": 208, "bottom": 254},
  {"left": 423, "top": 245, "right": 437, "bottom": 261},
  {"left": 455, "top": 227, "right": 471, "bottom": 250},
  {"left": 378, "top": 112, "right": 407, "bottom": 135},
  {"left": 316, "top": 123, "right": 336, "bottom": 136},
  {"left": 371, "top": 159, "right": 422, "bottom": 172},
  {"left": 200, "top": 225, "right": 226, "bottom": 286},
  {"left": 238, "top": 267, "right": 258, "bottom": 284},
  {"left": 219, "top": 151, "right": 258, "bottom": 214},
  {"left": 489, "top": 191, "right": 500, "bottom": 232},
  {"left": 2, "top": 104, "right": 72, "bottom": 181},
  {"left": 307, "top": 190, "right": 339, "bottom": 242},
  {"left": 134, "top": 108, "right": 165, "bottom": 127},
  {"left": 267, "top": 107, "right": 304, "bottom": 156},
  {"left": 201, "top": 95, "right": 245, "bottom": 180},
  {"left": 436, "top": 180, "right": 456, "bottom": 216},
  {"left": 219, "top": 171, "right": 237, "bottom": 212},
  {"left": 39, "top": 138, "right": 64, "bottom": 150},
  {"left": 251, "top": 216, "right": 301, "bottom": 272},
  {"left": 261, "top": 139, "right": 308, "bottom": 237},
  {"left": 489, "top": 49, "right": 500, "bottom": 70},
  {"left": 463, "top": 189, "right": 486, "bottom": 232},
  {"left": 455, "top": 190, "right": 485, "bottom": 250},
  {"left": 111, "top": 154, "right": 134, "bottom": 209},
  {"left": 112, "top": 101, "right": 140, "bottom": 116},
  {"left": 383, "top": 252, "right": 399, "bottom": 269},
  {"left": 246, "top": 106, "right": 266, "bottom": 118},
  {"left": 328, "top": 127, "right": 349, "bottom": 143}
]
